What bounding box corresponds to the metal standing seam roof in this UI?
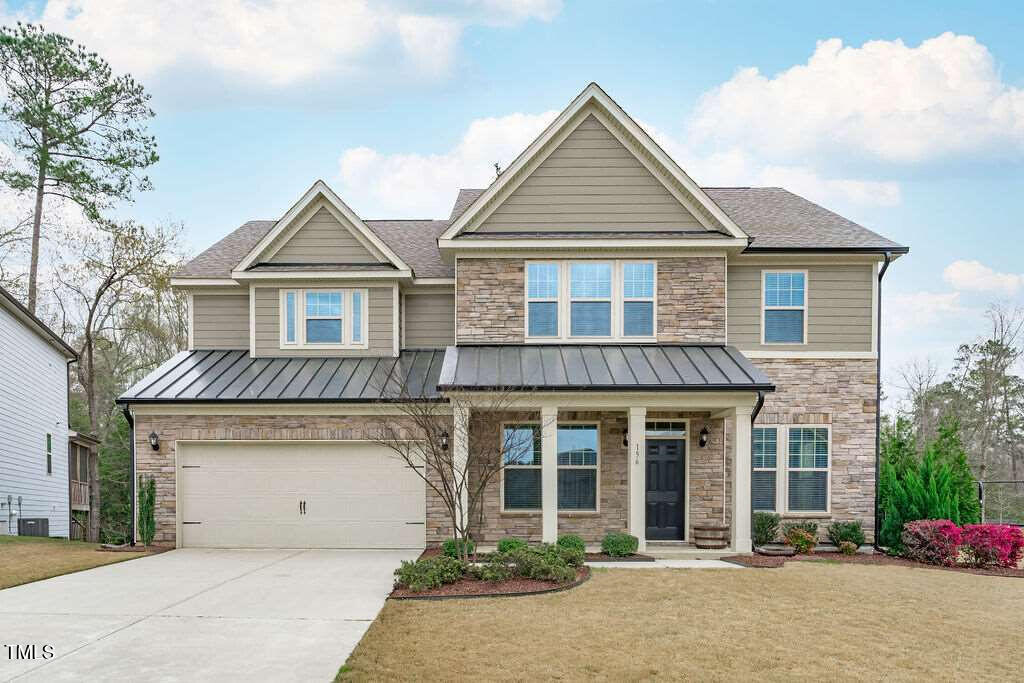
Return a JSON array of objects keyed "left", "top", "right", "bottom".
[
  {"left": 117, "top": 349, "right": 446, "bottom": 403},
  {"left": 438, "top": 345, "right": 775, "bottom": 392}
]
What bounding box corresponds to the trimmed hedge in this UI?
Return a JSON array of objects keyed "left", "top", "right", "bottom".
[
  {"left": 601, "top": 532, "right": 639, "bottom": 557},
  {"left": 827, "top": 521, "right": 866, "bottom": 549},
  {"left": 394, "top": 556, "right": 465, "bottom": 592},
  {"left": 557, "top": 534, "right": 585, "bottom": 553},
  {"left": 901, "top": 519, "right": 962, "bottom": 566}
]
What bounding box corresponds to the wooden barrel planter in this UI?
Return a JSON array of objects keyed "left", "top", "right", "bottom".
[{"left": 693, "top": 524, "right": 730, "bottom": 549}]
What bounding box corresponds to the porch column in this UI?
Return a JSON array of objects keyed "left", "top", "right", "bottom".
[
  {"left": 453, "top": 400, "right": 470, "bottom": 537},
  {"left": 628, "top": 406, "right": 647, "bottom": 552},
  {"left": 541, "top": 405, "right": 558, "bottom": 543},
  {"left": 731, "top": 405, "right": 753, "bottom": 553}
]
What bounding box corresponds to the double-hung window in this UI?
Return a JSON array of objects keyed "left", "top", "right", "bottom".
[
  {"left": 752, "top": 428, "right": 777, "bottom": 511},
  {"left": 787, "top": 427, "right": 830, "bottom": 513},
  {"left": 763, "top": 271, "right": 806, "bottom": 344},
  {"left": 557, "top": 424, "right": 598, "bottom": 510},
  {"left": 502, "top": 424, "right": 542, "bottom": 510},
  {"left": 281, "top": 288, "right": 368, "bottom": 349},
  {"left": 525, "top": 260, "right": 656, "bottom": 340}
]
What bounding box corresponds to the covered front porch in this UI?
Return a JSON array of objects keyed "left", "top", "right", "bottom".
[{"left": 438, "top": 344, "right": 775, "bottom": 554}]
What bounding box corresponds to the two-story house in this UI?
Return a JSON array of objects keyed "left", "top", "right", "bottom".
[{"left": 118, "top": 84, "right": 906, "bottom": 553}]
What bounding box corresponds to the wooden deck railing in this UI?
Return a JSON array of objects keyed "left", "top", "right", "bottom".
[{"left": 71, "top": 480, "right": 90, "bottom": 509}]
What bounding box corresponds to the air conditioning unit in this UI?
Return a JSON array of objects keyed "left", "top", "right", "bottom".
[{"left": 18, "top": 518, "right": 49, "bottom": 537}]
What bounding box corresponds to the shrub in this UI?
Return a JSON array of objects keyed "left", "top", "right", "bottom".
[
  {"left": 468, "top": 556, "right": 513, "bottom": 583},
  {"left": 784, "top": 528, "right": 816, "bottom": 554},
  {"left": 138, "top": 476, "right": 156, "bottom": 546},
  {"left": 901, "top": 519, "right": 962, "bottom": 567},
  {"left": 960, "top": 524, "right": 1024, "bottom": 569},
  {"left": 783, "top": 521, "right": 818, "bottom": 538},
  {"left": 557, "top": 534, "right": 585, "bottom": 554},
  {"left": 497, "top": 537, "right": 526, "bottom": 554},
  {"left": 506, "top": 546, "right": 575, "bottom": 583},
  {"left": 394, "top": 556, "right": 465, "bottom": 592},
  {"left": 838, "top": 541, "right": 858, "bottom": 556},
  {"left": 601, "top": 532, "right": 639, "bottom": 557},
  {"left": 442, "top": 537, "right": 475, "bottom": 559},
  {"left": 827, "top": 521, "right": 866, "bottom": 549},
  {"left": 753, "top": 512, "right": 781, "bottom": 546}
]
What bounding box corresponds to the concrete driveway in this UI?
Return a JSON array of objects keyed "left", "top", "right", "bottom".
[{"left": 0, "top": 548, "right": 418, "bottom": 682}]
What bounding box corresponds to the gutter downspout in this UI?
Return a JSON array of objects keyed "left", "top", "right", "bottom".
[
  {"left": 67, "top": 358, "right": 75, "bottom": 539},
  {"left": 750, "top": 390, "right": 766, "bottom": 548},
  {"left": 874, "top": 252, "right": 893, "bottom": 549},
  {"left": 122, "top": 406, "right": 136, "bottom": 547}
]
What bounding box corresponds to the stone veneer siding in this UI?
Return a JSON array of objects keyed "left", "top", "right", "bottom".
[
  {"left": 455, "top": 256, "right": 726, "bottom": 344},
  {"left": 133, "top": 413, "right": 450, "bottom": 547}
]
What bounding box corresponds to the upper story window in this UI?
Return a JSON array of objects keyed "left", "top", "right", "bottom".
[
  {"left": 525, "top": 260, "right": 656, "bottom": 341},
  {"left": 762, "top": 270, "right": 806, "bottom": 344},
  {"left": 280, "top": 288, "right": 368, "bottom": 349}
]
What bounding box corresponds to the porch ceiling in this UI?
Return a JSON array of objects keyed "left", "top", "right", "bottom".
[{"left": 437, "top": 344, "right": 774, "bottom": 392}]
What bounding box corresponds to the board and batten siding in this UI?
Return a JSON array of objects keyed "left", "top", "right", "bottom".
[
  {"left": 0, "top": 305, "right": 69, "bottom": 537},
  {"left": 476, "top": 114, "right": 704, "bottom": 233},
  {"left": 268, "top": 205, "right": 381, "bottom": 264},
  {"left": 253, "top": 286, "right": 395, "bottom": 357},
  {"left": 727, "top": 263, "right": 874, "bottom": 353},
  {"left": 192, "top": 294, "right": 249, "bottom": 349},
  {"left": 404, "top": 293, "right": 455, "bottom": 348}
]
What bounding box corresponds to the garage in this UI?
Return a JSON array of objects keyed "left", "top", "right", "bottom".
[{"left": 177, "top": 441, "right": 425, "bottom": 549}]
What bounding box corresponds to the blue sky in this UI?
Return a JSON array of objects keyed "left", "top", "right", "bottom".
[{"left": 4, "top": 0, "right": 1024, "bottom": 405}]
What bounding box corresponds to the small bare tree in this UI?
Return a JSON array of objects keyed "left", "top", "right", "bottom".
[{"left": 372, "top": 386, "right": 546, "bottom": 562}]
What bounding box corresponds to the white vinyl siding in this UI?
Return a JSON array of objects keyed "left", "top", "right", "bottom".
[{"left": 0, "top": 304, "right": 69, "bottom": 537}]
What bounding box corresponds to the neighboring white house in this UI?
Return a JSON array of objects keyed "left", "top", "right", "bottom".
[{"left": 0, "top": 286, "right": 77, "bottom": 538}]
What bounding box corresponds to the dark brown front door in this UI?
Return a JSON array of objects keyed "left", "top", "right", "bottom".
[{"left": 646, "top": 439, "right": 685, "bottom": 540}]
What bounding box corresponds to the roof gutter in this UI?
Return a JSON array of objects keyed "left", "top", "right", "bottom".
[
  {"left": 743, "top": 246, "right": 909, "bottom": 255},
  {"left": 874, "top": 250, "right": 894, "bottom": 549}
]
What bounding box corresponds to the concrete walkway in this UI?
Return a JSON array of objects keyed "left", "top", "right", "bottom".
[
  {"left": 588, "top": 559, "right": 743, "bottom": 569},
  {"left": 0, "top": 548, "right": 417, "bottom": 682}
]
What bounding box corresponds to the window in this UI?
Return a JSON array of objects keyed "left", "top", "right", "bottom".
[
  {"left": 622, "top": 262, "right": 655, "bottom": 336},
  {"left": 557, "top": 424, "right": 598, "bottom": 510},
  {"left": 752, "top": 428, "right": 777, "bottom": 511},
  {"left": 525, "top": 261, "right": 656, "bottom": 341},
  {"left": 46, "top": 433, "right": 52, "bottom": 475},
  {"left": 503, "top": 424, "right": 541, "bottom": 510},
  {"left": 787, "top": 427, "right": 829, "bottom": 512},
  {"left": 280, "top": 289, "right": 367, "bottom": 349},
  {"left": 527, "top": 263, "right": 559, "bottom": 337},
  {"left": 570, "top": 263, "right": 612, "bottom": 336},
  {"left": 763, "top": 271, "right": 806, "bottom": 344}
]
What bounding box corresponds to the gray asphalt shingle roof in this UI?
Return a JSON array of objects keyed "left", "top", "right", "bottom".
[{"left": 174, "top": 187, "right": 904, "bottom": 280}]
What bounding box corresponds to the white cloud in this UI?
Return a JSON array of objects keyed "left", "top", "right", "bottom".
[
  {"left": 884, "top": 291, "right": 966, "bottom": 335},
  {"left": 688, "top": 32, "right": 1024, "bottom": 165},
  {"left": 943, "top": 259, "right": 1024, "bottom": 295},
  {"left": 13, "top": 0, "right": 560, "bottom": 90},
  {"left": 337, "top": 110, "right": 558, "bottom": 217}
]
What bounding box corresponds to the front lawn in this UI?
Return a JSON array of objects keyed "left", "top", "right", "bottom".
[
  {"left": 340, "top": 562, "right": 1022, "bottom": 680},
  {"left": 0, "top": 535, "right": 141, "bottom": 590}
]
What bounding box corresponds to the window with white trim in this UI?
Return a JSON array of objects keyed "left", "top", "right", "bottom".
[
  {"left": 502, "top": 424, "right": 541, "bottom": 510},
  {"left": 525, "top": 260, "right": 656, "bottom": 341},
  {"left": 787, "top": 427, "right": 829, "bottom": 512},
  {"left": 763, "top": 271, "right": 806, "bottom": 344},
  {"left": 557, "top": 424, "right": 599, "bottom": 510},
  {"left": 280, "top": 288, "right": 368, "bottom": 349},
  {"left": 752, "top": 427, "right": 777, "bottom": 511}
]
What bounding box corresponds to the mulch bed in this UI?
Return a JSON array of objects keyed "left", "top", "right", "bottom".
[
  {"left": 390, "top": 566, "right": 591, "bottom": 600},
  {"left": 98, "top": 544, "right": 170, "bottom": 554},
  {"left": 724, "top": 551, "right": 1024, "bottom": 577},
  {"left": 585, "top": 552, "right": 655, "bottom": 563}
]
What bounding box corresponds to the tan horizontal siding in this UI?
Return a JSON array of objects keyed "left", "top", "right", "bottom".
[
  {"left": 253, "top": 286, "right": 394, "bottom": 357},
  {"left": 477, "top": 115, "right": 704, "bottom": 233},
  {"left": 192, "top": 294, "right": 249, "bottom": 349},
  {"left": 404, "top": 293, "right": 455, "bottom": 348},
  {"left": 728, "top": 264, "right": 874, "bottom": 352},
  {"left": 269, "top": 206, "right": 381, "bottom": 264}
]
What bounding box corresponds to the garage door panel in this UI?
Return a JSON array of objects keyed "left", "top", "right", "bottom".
[{"left": 178, "top": 442, "right": 425, "bottom": 549}]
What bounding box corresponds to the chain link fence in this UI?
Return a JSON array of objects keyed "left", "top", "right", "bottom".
[{"left": 979, "top": 481, "right": 1024, "bottom": 526}]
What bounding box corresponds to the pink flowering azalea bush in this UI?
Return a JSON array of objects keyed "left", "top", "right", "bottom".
[
  {"left": 960, "top": 524, "right": 1024, "bottom": 569},
  {"left": 900, "top": 520, "right": 962, "bottom": 566}
]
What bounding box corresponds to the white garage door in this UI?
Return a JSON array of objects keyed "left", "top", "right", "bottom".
[{"left": 178, "top": 442, "right": 425, "bottom": 549}]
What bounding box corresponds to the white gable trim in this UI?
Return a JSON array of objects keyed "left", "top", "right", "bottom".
[
  {"left": 439, "top": 83, "right": 748, "bottom": 241},
  {"left": 235, "top": 180, "right": 410, "bottom": 273}
]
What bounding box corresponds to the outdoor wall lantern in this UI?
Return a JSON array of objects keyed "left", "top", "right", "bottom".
[
  {"left": 440, "top": 430, "right": 450, "bottom": 452},
  {"left": 622, "top": 429, "right": 628, "bottom": 448},
  {"left": 698, "top": 426, "right": 710, "bottom": 448},
  {"left": 148, "top": 431, "right": 160, "bottom": 451}
]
